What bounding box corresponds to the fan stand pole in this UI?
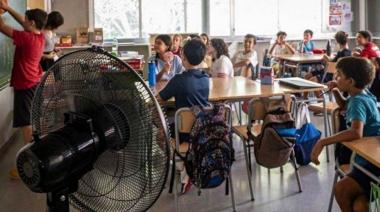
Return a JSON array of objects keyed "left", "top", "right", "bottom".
[{"left": 47, "top": 190, "right": 70, "bottom": 212}]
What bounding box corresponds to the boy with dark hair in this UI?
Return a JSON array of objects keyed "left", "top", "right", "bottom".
[
  {"left": 300, "top": 29, "right": 315, "bottom": 53},
  {"left": 158, "top": 39, "right": 209, "bottom": 109},
  {"left": 311, "top": 57, "right": 380, "bottom": 212},
  {"left": 158, "top": 39, "right": 209, "bottom": 194},
  {"left": 0, "top": 2, "right": 47, "bottom": 179}
]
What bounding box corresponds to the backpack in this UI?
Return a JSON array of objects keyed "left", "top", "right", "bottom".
[
  {"left": 249, "top": 95, "right": 296, "bottom": 168},
  {"left": 182, "top": 104, "right": 233, "bottom": 193}
]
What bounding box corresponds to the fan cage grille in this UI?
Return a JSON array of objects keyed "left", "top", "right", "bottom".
[{"left": 31, "top": 48, "right": 170, "bottom": 212}]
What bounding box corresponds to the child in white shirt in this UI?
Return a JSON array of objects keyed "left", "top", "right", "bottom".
[
  {"left": 232, "top": 34, "right": 258, "bottom": 78},
  {"left": 209, "top": 38, "right": 234, "bottom": 78}
]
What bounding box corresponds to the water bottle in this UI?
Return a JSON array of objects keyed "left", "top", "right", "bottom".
[
  {"left": 326, "top": 39, "right": 331, "bottom": 56},
  {"left": 148, "top": 61, "right": 157, "bottom": 88},
  {"left": 111, "top": 37, "right": 118, "bottom": 56},
  {"left": 300, "top": 42, "right": 304, "bottom": 54}
]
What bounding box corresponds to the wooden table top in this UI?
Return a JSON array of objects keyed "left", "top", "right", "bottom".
[
  {"left": 278, "top": 54, "right": 324, "bottom": 63},
  {"left": 156, "top": 76, "right": 325, "bottom": 103},
  {"left": 343, "top": 136, "right": 380, "bottom": 168}
]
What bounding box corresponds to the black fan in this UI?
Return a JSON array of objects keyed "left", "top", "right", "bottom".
[{"left": 16, "top": 47, "right": 170, "bottom": 212}]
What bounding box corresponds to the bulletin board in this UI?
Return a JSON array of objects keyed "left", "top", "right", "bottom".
[
  {"left": 0, "top": 0, "right": 26, "bottom": 89},
  {"left": 322, "top": 0, "right": 353, "bottom": 33}
]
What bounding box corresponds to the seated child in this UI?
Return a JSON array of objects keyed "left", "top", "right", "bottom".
[
  {"left": 299, "top": 29, "right": 315, "bottom": 54},
  {"left": 158, "top": 39, "right": 209, "bottom": 194},
  {"left": 209, "top": 38, "right": 234, "bottom": 78},
  {"left": 311, "top": 57, "right": 380, "bottom": 212},
  {"left": 149, "top": 34, "right": 184, "bottom": 81},
  {"left": 232, "top": 34, "right": 258, "bottom": 78},
  {"left": 171, "top": 34, "right": 182, "bottom": 57},
  {"left": 268, "top": 31, "right": 296, "bottom": 76},
  {"left": 353, "top": 30, "right": 380, "bottom": 59},
  {"left": 306, "top": 31, "right": 351, "bottom": 84}
]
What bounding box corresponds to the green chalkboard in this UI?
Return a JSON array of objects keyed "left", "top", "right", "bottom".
[{"left": 0, "top": 0, "right": 26, "bottom": 89}]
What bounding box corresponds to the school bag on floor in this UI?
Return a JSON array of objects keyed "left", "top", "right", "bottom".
[
  {"left": 182, "top": 104, "right": 233, "bottom": 194},
  {"left": 294, "top": 102, "right": 321, "bottom": 166},
  {"left": 249, "top": 95, "right": 296, "bottom": 168}
]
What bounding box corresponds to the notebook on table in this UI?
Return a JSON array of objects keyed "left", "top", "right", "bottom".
[{"left": 279, "top": 78, "right": 324, "bottom": 89}]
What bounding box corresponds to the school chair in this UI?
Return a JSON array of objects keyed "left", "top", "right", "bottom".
[
  {"left": 232, "top": 95, "right": 302, "bottom": 202},
  {"left": 321, "top": 61, "right": 337, "bottom": 84},
  {"left": 327, "top": 107, "right": 352, "bottom": 212},
  {"left": 170, "top": 105, "right": 236, "bottom": 212}
]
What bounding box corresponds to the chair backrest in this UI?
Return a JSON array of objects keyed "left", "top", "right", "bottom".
[
  {"left": 262, "top": 49, "right": 271, "bottom": 67},
  {"left": 174, "top": 104, "right": 231, "bottom": 137},
  {"left": 247, "top": 95, "right": 293, "bottom": 122},
  {"left": 326, "top": 61, "right": 337, "bottom": 74}
]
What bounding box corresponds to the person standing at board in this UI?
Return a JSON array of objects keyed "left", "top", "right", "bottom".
[
  {"left": 40, "top": 11, "right": 64, "bottom": 71},
  {"left": 0, "top": 1, "right": 47, "bottom": 179}
]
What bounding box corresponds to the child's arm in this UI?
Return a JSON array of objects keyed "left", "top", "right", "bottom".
[
  {"left": 268, "top": 43, "right": 277, "bottom": 56},
  {"left": 284, "top": 42, "right": 295, "bottom": 54},
  {"left": 331, "top": 87, "right": 347, "bottom": 110},
  {"left": 311, "top": 120, "right": 363, "bottom": 165},
  {"left": 0, "top": 15, "right": 13, "bottom": 38},
  {"left": 0, "top": 2, "right": 26, "bottom": 29}
]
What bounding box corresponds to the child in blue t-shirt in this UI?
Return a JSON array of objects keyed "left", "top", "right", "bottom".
[
  {"left": 299, "top": 29, "right": 315, "bottom": 53},
  {"left": 311, "top": 57, "right": 380, "bottom": 212}
]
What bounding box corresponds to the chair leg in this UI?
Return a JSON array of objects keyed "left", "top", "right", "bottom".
[
  {"left": 327, "top": 171, "right": 339, "bottom": 212},
  {"left": 174, "top": 163, "right": 179, "bottom": 212},
  {"left": 280, "top": 166, "right": 284, "bottom": 173},
  {"left": 291, "top": 154, "right": 302, "bottom": 192},
  {"left": 228, "top": 172, "right": 237, "bottom": 212},
  {"left": 242, "top": 139, "right": 255, "bottom": 201},
  {"left": 247, "top": 141, "right": 252, "bottom": 172}
]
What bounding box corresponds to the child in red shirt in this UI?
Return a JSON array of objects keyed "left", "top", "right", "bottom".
[
  {"left": 0, "top": 2, "right": 47, "bottom": 179},
  {"left": 353, "top": 30, "right": 380, "bottom": 59}
]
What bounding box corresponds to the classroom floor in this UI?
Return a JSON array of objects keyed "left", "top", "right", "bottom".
[{"left": 0, "top": 115, "right": 341, "bottom": 212}]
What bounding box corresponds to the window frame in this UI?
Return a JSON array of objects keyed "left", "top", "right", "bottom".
[{"left": 90, "top": 0, "right": 344, "bottom": 40}]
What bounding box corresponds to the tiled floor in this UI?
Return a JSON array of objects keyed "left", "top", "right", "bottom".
[{"left": 0, "top": 115, "right": 341, "bottom": 212}]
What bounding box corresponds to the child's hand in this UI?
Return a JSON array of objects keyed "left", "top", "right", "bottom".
[
  {"left": 0, "top": 0, "right": 9, "bottom": 11},
  {"left": 162, "top": 51, "right": 174, "bottom": 63},
  {"left": 311, "top": 140, "right": 324, "bottom": 165},
  {"left": 163, "top": 61, "right": 172, "bottom": 73},
  {"left": 327, "top": 80, "right": 337, "bottom": 90}
]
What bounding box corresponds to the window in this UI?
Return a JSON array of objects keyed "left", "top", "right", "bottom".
[
  {"left": 94, "top": 0, "right": 345, "bottom": 39},
  {"left": 186, "top": 0, "right": 203, "bottom": 33},
  {"left": 94, "top": 0, "right": 139, "bottom": 39},
  {"left": 94, "top": 0, "right": 202, "bottom": 39},
  {"left": 209, "top": 0, "right": 231, "bottom": 36},
  {"left": 278, "top": 0, "right": 322, "bottom": 37},
  {"left": 234, "top": 0, "right": 278, "bottom": 36}
]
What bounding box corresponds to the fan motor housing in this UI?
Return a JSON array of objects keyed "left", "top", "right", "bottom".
[{"left": 17, "top": 115, "right": 101, "bottom": 193}]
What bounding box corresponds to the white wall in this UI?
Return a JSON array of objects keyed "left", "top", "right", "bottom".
[
  {"left": 52, "top": 0, "right": 89, "bottom": 42},
  {"left": 0, "top": 86, "right": 15, "bottom": 148}
]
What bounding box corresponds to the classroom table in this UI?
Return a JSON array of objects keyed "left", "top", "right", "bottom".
[
  {"left": 277, "top": 54, "right": 324, "bottom": 77},
  {"left": 343, "top": 136, "right": 380, "bottom": 183},
  {"left": 156, "top": 76, "right": 326, "bottom": 103}
]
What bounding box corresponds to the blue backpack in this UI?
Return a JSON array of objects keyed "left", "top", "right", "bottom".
[{"left": 294, "top": 103, "right": 321, "bottom": 165}]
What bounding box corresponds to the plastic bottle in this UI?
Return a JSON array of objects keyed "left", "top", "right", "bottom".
[
  {"left": 326, "top": 39, "right": 331, "bottom": 56},
  {"left": 111, "top": 37, "right": 118, "bottom": 56},
  {"left": 148, "top": 60, "right": 157, "bottom": 88}
]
